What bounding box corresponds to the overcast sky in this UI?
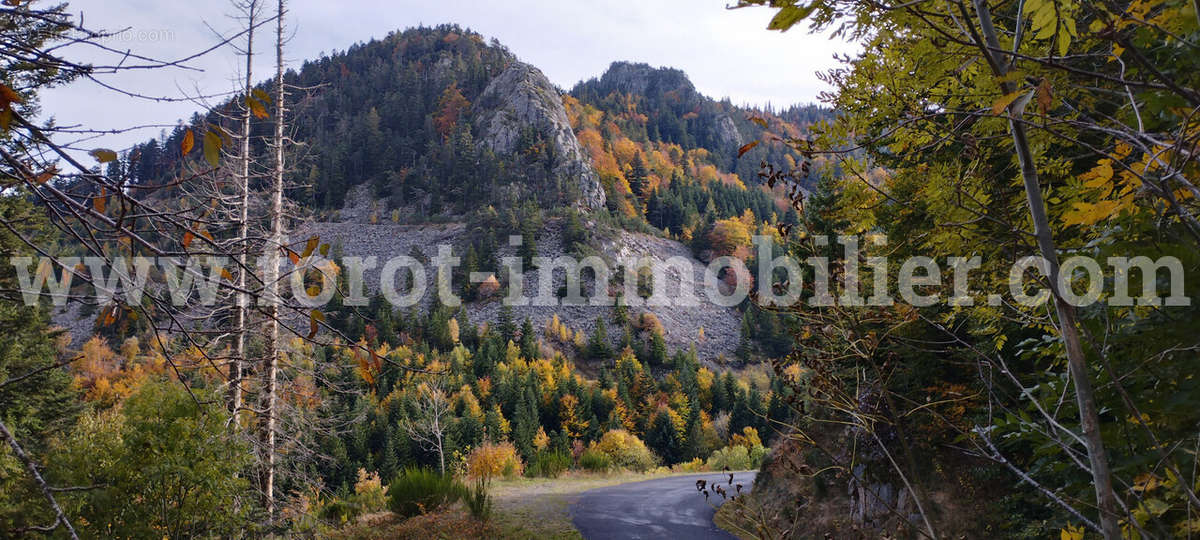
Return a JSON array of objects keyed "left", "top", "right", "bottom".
[{"left": 42, "top": 0, "right": 855, "bottom": 155}]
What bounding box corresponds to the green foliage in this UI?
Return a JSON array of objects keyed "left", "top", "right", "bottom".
[
  {"left": 705, "top": 444, "right": 766, "bottom": 471},
  {"left": 387, "top": 467, "right": 464, "bottom": 518},
  {"left": 51, "top": 380, "right": 253, "bottom": 538},
  {"left": 579, "top": 447, "right": 612, "bottom": 472},
  {"left": 526, "top": 451, "right": 571, "bottom": 478},
  {"left": 461, "top": 478, "right": 494, "bottom": 521}
]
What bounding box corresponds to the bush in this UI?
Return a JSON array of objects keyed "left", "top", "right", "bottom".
[
  {"left": 579, "top": 447, "right": 612, "bottom": 472},
  {"left": 706, "top": 444, "right": 767, "bottom": 471},
  {"left": 461, "top": 479, "right": 493, "bottom": 521},
  {"left": 593, "top": 429, "right": 657, "bottom": 472},
  {"left": 387, "top": 468, "right": 463, "bottom": 518},
  {"left": 317, "top": 469, "right": 389, "bottom": 524},
  {"left": 466, "top": 441, "right": 524, "bottom": 480},
  {"left": 526, "top": 451, "right": 571, "bottom": 478},
  {"left": 674, "top": 457, "right": 708, "bottom": 473},
  {"left": 353, "top": 468, "right": 388, "bottom": 513}
]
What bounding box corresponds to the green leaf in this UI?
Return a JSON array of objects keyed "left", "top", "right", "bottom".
[
  {"left": 302, "top": 236, "right": 319, "bottom": 258},
  {"left": 767, "top": 3, "right": 815, "bottom": 32},
  {"left": 203, "top": 130, "right": 222, "bottom": 167}
]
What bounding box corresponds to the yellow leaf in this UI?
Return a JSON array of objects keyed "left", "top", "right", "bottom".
[
  {"left": 1060, "top": 524, "right": 1085, "bottom": 540},
  {"left": 992, "top": 90, "right": 1025, "bottom": 115},
  {"left": 90, "top": 149, "right": 119, "bottom": 163},
  {"left": 1082, "top": 160, "right": 1114, "bottom": 188},
  {"left": 1062, "top": 199, "right": 1123, "bottom": 226},
  {"left": 302, "top": 236, "right": 319, "bottom": 258}
]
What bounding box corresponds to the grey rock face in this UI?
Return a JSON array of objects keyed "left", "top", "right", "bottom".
[{"left": 473, "top": 62, "right": 606, "bottom": 211}]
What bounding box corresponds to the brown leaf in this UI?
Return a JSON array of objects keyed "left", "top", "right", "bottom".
[
  {"left": 286, "top": 248, "right": 300, "bottom": 265},
  {"left": 35, "top": 166, "right": 57, "bottom": 185},
  {"left": 93, "top": 188, "right": 107, "bottom": 214},
  {"left": 247, "top": 95, "right": 269, "bottom": 119},
  {"left": 182, "top": 231, "right": 195, "bottom": 248},
  {"left": 220, "top": 268, "right": 233, "bottom": 282},
  {"left": 737, "top": 140, "right": 761, "bottom": 158},
  {"left": 1036, "top": 78, "right": 1055, "bottom": 114},
  {"left": 0, "top": 83, "right": 22, "bottom": 108},
  {"left": 750, "top": 116, "right": 769, "bottom": 129},
  {"left": 181, "top": 129, "right": 195, "bottom": 155}
]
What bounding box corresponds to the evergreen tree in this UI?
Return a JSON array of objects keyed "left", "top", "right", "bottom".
[
  {"left": 587, "top": 318, "right": 612, "bottom": 361},
  {"left": 519, "top": 318, "right": 538, "bottom": 359},
  {"left": 497, "top": 305, "right": 517, "bottom": 343},
  {"left": 646, "top": 409, "right": 683, "bottom": 465}
]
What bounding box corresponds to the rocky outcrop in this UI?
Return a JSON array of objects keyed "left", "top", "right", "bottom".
[{"left": 473, "top": 62, "right": 606, "bottom": 211}]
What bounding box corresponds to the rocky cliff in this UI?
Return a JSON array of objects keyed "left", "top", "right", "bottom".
[{"left": 473, "top": 62, "right": 607, "bottom": 211}]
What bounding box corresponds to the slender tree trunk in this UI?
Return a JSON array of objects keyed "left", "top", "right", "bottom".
[
  {"left": 971, "top": 2, "right": 1121, "bottom": 536},
  {"left": 230, "top": 0, "right": 256, "bottom": 420},
  {"left": 262, "top": 0, "right": 286, "bottom": 519},
  {"left": 0, "top": 420, "right": 79, "bottom": 540}
]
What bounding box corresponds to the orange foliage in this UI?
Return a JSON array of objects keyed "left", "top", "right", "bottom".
[{"left": 433, "top": 83, "right": 470, "bottom": 140}]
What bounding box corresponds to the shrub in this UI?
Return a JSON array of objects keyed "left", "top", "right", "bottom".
[
  {"left": 387, "top": 468, "right": 463, "bottom": 518},
  {"left": 353, "top": 468, "right": 388, "bottom": 513},
  {"left": 466, "top": 441, "right": 524, "bottom": 480},
  {"left": 674, "top": 457, "right": 708, "bottom": 473},
  {"left": 460, "top": 479, "right": 493, "bottom": 521},
  {"left": 579, "top": 447, "right": 612, "bottom": 472},
  {"left": 317, "top": 469, "right": 389, "bottom": 524},
  {"left": 706, "top": 444, "right": 767, "bottom": 471},
  {"left": 318, "top": 497, "right": 360, "bottom": 524},
  {"left": 593, "top": 429, "right": 657, "bottom": 472},
  {"left": 526, "top": 451, "right": 571, "bottom": 478}
]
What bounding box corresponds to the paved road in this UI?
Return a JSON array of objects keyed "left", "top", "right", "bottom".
[{"left": 570, "top": 471, "right": 756, "bottom": 540}]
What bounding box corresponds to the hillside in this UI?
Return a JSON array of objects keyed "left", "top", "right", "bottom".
[{"left": 97, "top": 25, "right": 830, "bottom": 363}]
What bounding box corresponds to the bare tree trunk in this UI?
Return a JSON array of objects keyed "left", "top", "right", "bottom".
[
  {"left": 230, "top": 0, "right": 258, "bottom": 420},
  {"left": 261, "top": 0, "right": 286, "bottom": 519},
  {"left": 971, "top": 2, "right": 1121, "bottom": 536}
]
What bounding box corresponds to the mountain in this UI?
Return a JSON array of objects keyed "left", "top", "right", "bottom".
[{"left": 104, "top": 25, "right": 831, "bottom": 364}]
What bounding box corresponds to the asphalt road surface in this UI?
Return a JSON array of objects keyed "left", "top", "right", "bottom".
[{"left": 570, "top": 471, "right": 757, "bottom": 540}]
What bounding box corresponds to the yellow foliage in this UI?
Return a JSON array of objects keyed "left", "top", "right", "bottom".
[
  {"left": 730, "top": 426, "right": 763, "bottom": 448},
  {"left": 466, "top": 441, "right": 523, "bottom": 480},
  {"left": 533, "top": 426, "right": 550, "bottom": 451}
]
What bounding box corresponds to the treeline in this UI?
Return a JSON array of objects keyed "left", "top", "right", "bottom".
[{"left": 315, "top": 300, "right": 792, "bottom": 493}]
